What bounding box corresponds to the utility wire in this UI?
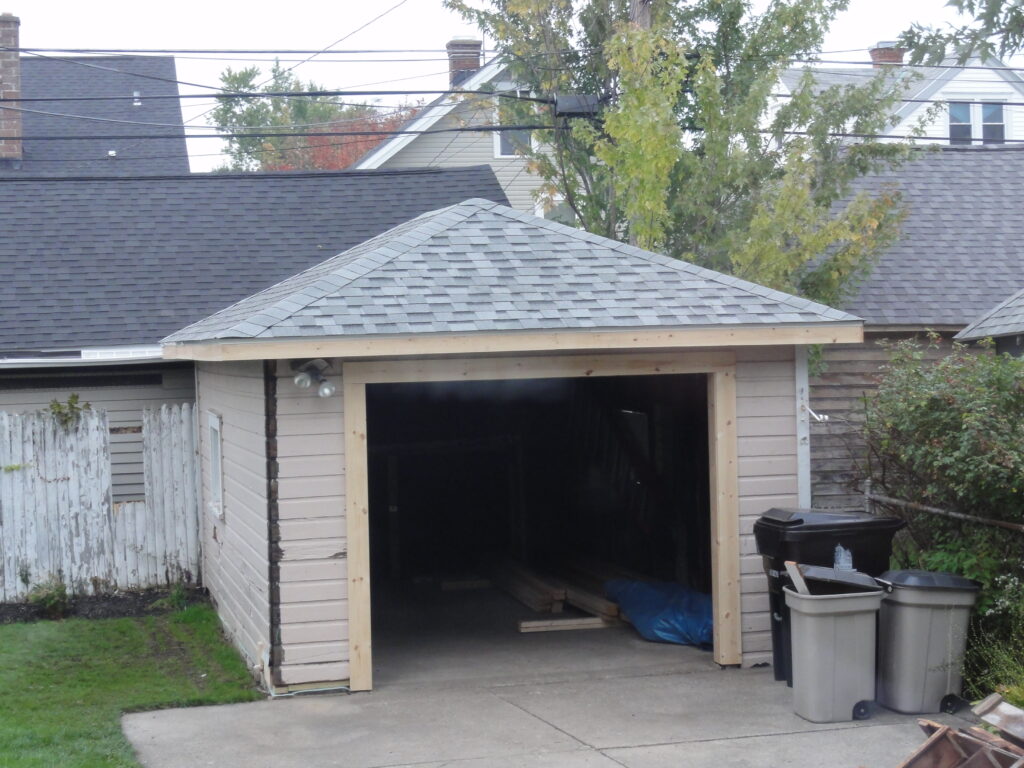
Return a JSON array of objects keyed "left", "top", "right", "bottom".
[
  {"left": 11, "top": 123, "right": 560, "bottom": 141},
  {"left": 0, "top": 89, "right": 550, "bottom": 104}
]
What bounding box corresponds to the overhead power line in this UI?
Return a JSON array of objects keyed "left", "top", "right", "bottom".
[
  {"left": 0, "top": 89, "right": 549, "bottom": 104},
  {"left": 10, "top": 123, "right": 560, "bottom": 141}
]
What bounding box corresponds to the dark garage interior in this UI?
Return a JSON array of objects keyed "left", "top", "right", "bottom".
[{"left": 364, "top": 373, "right": 714, "bottom": 681}]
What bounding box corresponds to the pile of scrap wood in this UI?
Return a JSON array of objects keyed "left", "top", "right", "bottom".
[
  {"left": 897, "top": 696, "right": 1024, "bottom": 768},
  {"left": 486, "top": 555, "right": 646, "bottom": 633}
]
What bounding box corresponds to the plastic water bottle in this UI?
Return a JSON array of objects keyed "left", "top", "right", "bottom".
[{"left": 834, "top": 544, "right": 854, "bottom": 570}]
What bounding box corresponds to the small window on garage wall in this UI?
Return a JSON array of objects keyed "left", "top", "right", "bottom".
[{"left": 208, "top": 411, "right": 224, "bottom": 519}]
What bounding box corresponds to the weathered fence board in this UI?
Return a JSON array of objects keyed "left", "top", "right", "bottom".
[{"left": 0, "top": 405, "right": 200, "bottom": 602}]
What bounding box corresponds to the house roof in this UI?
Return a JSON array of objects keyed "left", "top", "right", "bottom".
[
  {"left": 841, "top": 146, "right": 1024, "bottom": 328},
  {"left": 0, "top": 166, "right": 510, "bottom": 356},
  {"left": 3, "top": 56, "right": 190, "bottom": 176},
  {"left": 956, "top": 287, "right": 1024, "bottom": 341},
  {"left": 355, "top": 59, "right": 507, "bottom": 169},
  {"left": 164, "top": 198, "right": 858, "bottom": 345}
]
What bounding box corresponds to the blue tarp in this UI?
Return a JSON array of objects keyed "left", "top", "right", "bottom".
[{"left": 605, "top": 579, "right": 713, "bottom": 648}]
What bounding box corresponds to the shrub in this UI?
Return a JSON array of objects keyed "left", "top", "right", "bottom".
[
  {"left": 862, "top": 336, "right": 1024, "bottom": 695},
  {"left": 26, "top": 578, "right": 70, "bottom": 619}
]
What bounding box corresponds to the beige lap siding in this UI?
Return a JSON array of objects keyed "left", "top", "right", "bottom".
[
  {"left": 735, "top": 347, "right": 799, "bottom": 667},
  {"left": 273, "top": 360, "right": 348, "bottom": 687},
  {"left": 196, "top": 361, "right": 270, "bottom": 675}
]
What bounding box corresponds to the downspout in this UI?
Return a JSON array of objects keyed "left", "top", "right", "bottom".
[{"left": 795, "top": 347, "right": 811, "bottom": 508}]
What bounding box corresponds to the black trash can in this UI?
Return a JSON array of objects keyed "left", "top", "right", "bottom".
[{"left": 753, "top": 508, "right": 905, "bottom": 684}]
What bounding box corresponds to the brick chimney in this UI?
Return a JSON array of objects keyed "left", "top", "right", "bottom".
[
  {"left": 446, "top": 37, "right": 482, "bottom": 88},
  {"left": 869, "top": 40, "right": 906, "bottom": 68},
  {"left": 0, "top": 13, "right": 21, "bottom": 163}
]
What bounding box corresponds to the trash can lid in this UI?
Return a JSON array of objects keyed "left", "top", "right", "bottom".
[
  {"left": 878, "top": 570, "right": 980, "bottom": 591},
  {"left": 801, "top": 565, "right": 881, "bottom": 592},
  {"left": 755, "top": 508, "right": 906, "bottom": 535}
]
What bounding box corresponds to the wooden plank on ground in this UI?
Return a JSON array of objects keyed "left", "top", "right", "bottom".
[
  {"left": 518, "top": 616, "right": 621, "bottom": 633},
  {"left": 487, "top": 558, "right": 565, "bottom": 613}
]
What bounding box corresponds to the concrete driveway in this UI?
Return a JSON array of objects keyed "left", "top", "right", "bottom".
[{"left": 123, "top": 663, "right": 957, "bottom": 768}]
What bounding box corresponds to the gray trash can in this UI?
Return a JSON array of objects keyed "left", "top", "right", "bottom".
[
  {"left": 785, "top": 581, "right": 884, "bottom": 723},
  {"left": 876, "top": 570, "right": 980, "bottom": 714}
]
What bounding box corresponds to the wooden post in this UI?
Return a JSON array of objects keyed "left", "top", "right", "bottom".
[
  {"left": 343, "top": 378, "right": 373, "bottom": 691},
  {"left": 708, "top": 369, "right": 742, "bottom": 666}
]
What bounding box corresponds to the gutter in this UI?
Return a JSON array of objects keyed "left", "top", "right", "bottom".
[{"left": 0, "top": 346, "right": 165, "bottom": 369}]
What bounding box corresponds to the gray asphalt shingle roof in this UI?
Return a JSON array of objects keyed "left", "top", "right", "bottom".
[
  {"left": 956, "top": 287, "right": 1024, "bottom": 340},
  {"left": 0, "top": 166, "right": 510, "bottom": 355},
  {"left": 843, "top": 146, "right": 1024, "bottom": 327},
  {"left": 165, "top": 198, "right": 858, "bottom": 344},
  {"left": 3, "top": 56, "right": 190, "bottom": 176}
]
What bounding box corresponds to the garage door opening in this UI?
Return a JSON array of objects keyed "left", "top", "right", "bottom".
[{"left": 364, "top": 373, "right": 714, "bottom": 685}]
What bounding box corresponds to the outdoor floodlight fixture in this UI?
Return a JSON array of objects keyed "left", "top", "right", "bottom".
[{"left": 290, "top": 358, "right": 336, "bottom": 397}]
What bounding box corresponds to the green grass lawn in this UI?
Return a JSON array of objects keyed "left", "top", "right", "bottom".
[{"left": 0, "top": 604, "right": 262, "bottom": 767}]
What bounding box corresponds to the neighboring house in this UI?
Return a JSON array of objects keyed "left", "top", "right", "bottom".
[
  {"left": 809, "top": 146, "right": 1024, "bottom": 510},
  {"left": 0, "top": 166, "right": 510, "bottom": 500},
  {"left": 355, "top": 39, "right": 543, "bottom": 214},
  {"left": 357, "top": 39, "right": 1024, "bottom": 218},
  {"left": 161, "top": 197, "right": 862, "bottom": 692},
  {"left": 956, "top": 287, "right": 1024, "bottom": 357},
  {"left": 0, "top": 13, "right": 190, "bottom": 175},
  {"left": 780, "top": 42, "right": 1024, "bottom": 146}
]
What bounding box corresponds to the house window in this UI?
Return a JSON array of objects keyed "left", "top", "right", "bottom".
[
  {"left": 535, "top": 195, "right": 578, "bottom": 227},
  {"left": 948, "top": 101, "right": 1005, "bottom": 145},
  {"left": 982, "top": 103, "right": 1005, "bottom": 144},
  {"left": 208, "top": 411, "right": 224, "bottom": 519},
  {"left": 495, "top": 91, "right": 532, "bottom": 158},
  {"left": 949, "top": 102, "right": 972, "bottom": 145}
]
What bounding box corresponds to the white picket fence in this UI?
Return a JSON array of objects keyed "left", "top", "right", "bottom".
[{"left": 0, "top": 404, "right": 200, "bottom": 601}]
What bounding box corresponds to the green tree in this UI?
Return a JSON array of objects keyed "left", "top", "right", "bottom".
[
  {"left": 446, "top": 0, "right": 926, "bottom": 308},
  {"left": 210, "top": 63, "right": 415, "bottom": 172},
  {"left": 901, "top": 0, "right": 1024, "bottom": 64}
]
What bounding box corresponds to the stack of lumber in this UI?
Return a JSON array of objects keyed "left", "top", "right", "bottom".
[
  {"left": 485, "top": 555, "right": 636, "bottom": 633},
  {"left": 897, "top": 718, "right": 1024, "bottom": 768}
]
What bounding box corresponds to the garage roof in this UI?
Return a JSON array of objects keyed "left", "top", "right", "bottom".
[
  {"left": 956, "top": 287, "right": 1024, "bottom": 341},
  {"left": 164, "top": 198, "right": 859, "bottom": 346}
]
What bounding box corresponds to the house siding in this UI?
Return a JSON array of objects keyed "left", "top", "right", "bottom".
[
  {"left": 273, "top": 360, "right": 348, "bottom": 686},
  {"left": 196, "top": 361, "right": 269, "bottom": 676},
  {"left": 809, "top": 331, "right": 959, "bottom": 510},
  {"left": 0, "top": 365, "right": 195, "bottom": 500},
  {"left": 897, "top": 68, "right": 1023, "bottom": 143},
  {"left": 735, "top": 346, "right": 798, "bottom": 667},
  {"left": 379, "top": 101, "right": 538, "bottom": 213}
]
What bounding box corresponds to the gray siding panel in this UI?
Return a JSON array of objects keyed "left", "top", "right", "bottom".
[
  {"left": 808, "top": 331, "right": 959, "bottom": 510},
  {"left": 196, "top": 361, "right": 269, "bottom": 676}
]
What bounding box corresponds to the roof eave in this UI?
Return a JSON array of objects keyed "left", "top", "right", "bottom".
[{"left": 162, "top": 322, "right": 864, "bottom": 363}]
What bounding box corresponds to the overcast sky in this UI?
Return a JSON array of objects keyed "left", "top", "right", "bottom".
[{"left": 13, "top": 0, "right": 974, "bottom": 170}]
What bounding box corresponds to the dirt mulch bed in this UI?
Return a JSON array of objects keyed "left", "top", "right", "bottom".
[{"left": 0, "top": 586, "right": 207, "bottom": 624}]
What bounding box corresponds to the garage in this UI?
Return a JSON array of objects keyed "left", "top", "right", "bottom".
[{"left": 163, "top": 198, "right": 862, "bottom": 692}]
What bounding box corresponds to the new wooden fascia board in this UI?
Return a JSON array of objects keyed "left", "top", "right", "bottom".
[{"left": 163, "top": 324, "right": 863, "bottom": 362}]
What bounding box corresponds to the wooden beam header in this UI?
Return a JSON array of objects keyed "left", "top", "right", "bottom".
[{"left": 163, "top": 323, "right": 863, "bottom": 362}]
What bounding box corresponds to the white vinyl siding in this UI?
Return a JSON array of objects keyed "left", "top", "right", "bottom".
[
  {"left": 895, "top": 67, "right": 1022, "bottom": 143},
  {"left": 0, "top": 366, "right": 195, "bottom": 501},
  {"left": 196, "top": 361, "right": 269, "bottom": 675}
]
